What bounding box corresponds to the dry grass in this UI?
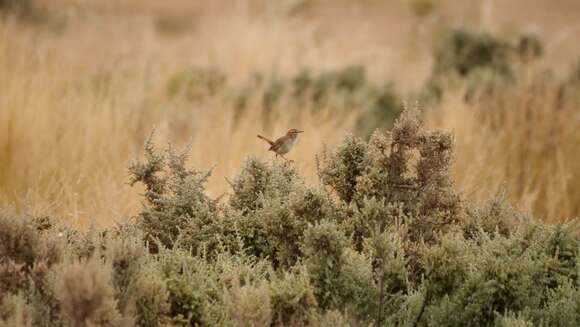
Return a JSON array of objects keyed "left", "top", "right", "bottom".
[
  {"left": 426, "top": 76, "right": 580, "bottom": 223},
  {"left": 1, "top": 0, "right": 580, "bottom": 226},
  {"left": 0, "top": 17, "right": 355, "bottom": 228}
]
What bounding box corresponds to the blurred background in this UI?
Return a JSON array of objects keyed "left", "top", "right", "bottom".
[{"left": 0, "top": 0, "right": 579, "bottom": 227}]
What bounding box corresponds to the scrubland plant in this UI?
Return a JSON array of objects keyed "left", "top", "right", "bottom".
[
  {"left": 2, "top": 108, "right": 580, "bottom": 326},
  {"left": 424, "top": 29, "right": 543, "bottom": 102},
  {"left": 166, "top": 64, "right": 401, "bottom": 136},
  {"left": 269, "top": 265, "right": 317, "bottom": 326},
  {"left": 321, "top": 106, "right": 462, "bottom": 245},
  {"left": 53, "top": 256, "right": 132, "bottom": 327},
  {"left": 128, "top": 135, "right": 218, "bottom": 253},
  {"left": 0, "top": 293, "right": 33, "bottom": 327}
]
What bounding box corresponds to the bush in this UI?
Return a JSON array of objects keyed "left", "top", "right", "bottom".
[
  {"left": 303, "top": 220, "right": 350, "bottom": 309},
  {"left": 0, "top": 293, "right": 33, "bottom": 326},
  {"left": 128, "top": 136, "right": 218, "bottom": 253},
  {"left": 53, "top": 256, "right": 131, "bottom": 327},
  {"left": 2, "top": 108, "right": 580, "bottom": 326},
  {"left": 424, "top": 29, "right": 544, "bottom": 101},
  {"left": 130, "top": 262, "right": 169, "bottom": 327},
  {"left": 229, "top": 158, "right": 302, "bottom": 214},
  {"left": 0, "top": 211, "right": 63, "bottom": 304},
  {"left": 321, "top": 107, "right": 462, "bottom": 243},
  {"left": 155, "top": 247, "right": 226, "bottom": 326},
  {"left": 269, "top": 265, "right": 317, "bottom": 326},
  {"left": 224, "top": 280, "right": 272, "bottom": 327}
]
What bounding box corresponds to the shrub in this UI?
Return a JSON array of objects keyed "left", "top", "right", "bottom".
[
  {"left": 432, "top": 29, "right": 516, "bottom": 79},
  {"left": 302, "top": 220, "right": 377, "bottom": 318},
  {"left": 224, "top": 280, "right": 272, "bottom": 327},
  {"left": 336, "top": 248, "right": 378, "bottom": 321},
  {"left": 229, "top": 158, "right": 302, "bottom": 214},
  {"left": 155, "top": 246, "right": 226, "bottom": 326},
  {"left": 303, "top": 220, "right": 349, "bottom": 309},
  {"left": 425, "top": 228, "right": 570, "bottom": 326},
  {"left": 364, "top": 228, "right": 408, "bottom": 324},
  {"left": 130, "top": 263, "right": 170, "bottom": 327},
  {"left": 0, "top": 293, "right": 33, "bottom": 326},
  {"left": 256, "top": 186, "right": 347, "bottom": 268},
  {"left": 129, "top": 136, "right": 218, "bottom": 252},
  {"left": 321, "top": 107, "right": 462, "bottom": 243},
  {"left": 270, "top": 265, "right": 317, "bottom": 326},
  {"left": 0, "top": 211, "right": 63, "bottom": 304},
  {"left": 319, "top": 135, "right": 368, "bottom": 203},
  {"left": 355, "top": 82, "right": 402, "bottom": 138},
  {"left": 53, "top": 256, "right": 131, "bottom": 327},
  {"left": 3, "top": 108, "right": 580, "bottom": 326},
  {"left": 559, "top": 59, "right": 580, "bottom": 103},
  {"left": 0, "top": 212, "right": 61, "bottom": 271},
  {"left": 424, "top": 29, "right": 544, "bottom": 101},
  {"left": 532, "top": 280, "right": 580, "bottom": 326}
]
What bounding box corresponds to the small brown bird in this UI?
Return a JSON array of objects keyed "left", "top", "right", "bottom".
[{"left": 257, "top": 129, "right": 304, "bottom": 161}]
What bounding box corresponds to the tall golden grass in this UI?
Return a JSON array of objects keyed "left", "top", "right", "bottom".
[
  {"left": 426, "top": 76, "right": 580, "bottom": 223},
  {"left": 0, "top": 17, "right": 355, "bottom": 228},
  {"left": 1, "top": 0, "right": 580, "bottom": 225}
]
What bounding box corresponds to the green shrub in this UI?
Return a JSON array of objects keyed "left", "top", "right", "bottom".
[
  {"left": 424, "top": 29, "right": 544, "bottom": 101},
  {"left": 0, "top": 212, "right": 62, "bottom": 272},
  {"left": 321, "top": 108, "right": 462, "bottom": 243},
  {"left": 155, "top": 246, "right": 226, "bottom": 326},
  {"left": 53, "top": 256, "right": 131, "bottom": 327},
  {"left": 3, "top": 109, "right": 580, "bottom": 326},
  {"left": 269, "top": 265, "right": 317, "bottom": 326},
  {"left": 336, "top": 248, "right": 378, "bottom": 320},
  {"left": 229, "top": 158, "right": 302, "bottom": 214},
  {"left": 532, "top": 280, "right": 580, "bottom": 326},
  {"left": 0, "top": 211, "right": 63, "bottom": 304},
  {"left": 129, "top": 136, "right": 218, "bottom": 252},
  {"left": 319, "top": 135, "right": 368, "bottom": 203},
  {"left": 303, "top": 220, "right": 377, "bottom": 317},
  {"left": 432, "top": 29, "right": 516, "bottom": 79},
  {"left": 257, "top": 186, "right": 346, "bottom": 268},
  {"left": 463, "top": 192, "right": 527, "bottom": 238},
  {"left": 494, "top": 313, "right": 535, "bottom": 327},
  {"left": 310, "top": 310, "right": 352, "bottom": 327},
  {"left": 425, "top": 228, "right": 569, "bottom": 326},
  {"left": 130, "top": 262, "right": 169, "bottom": 327},
  {"left": 364, "top": 228, "right": 408, "bottom": 324},
  {"left": 355, "top": 82, "right": 401, "bottom": 138},
  {"left": 224, "top": 279, "right": 272, "bottom": 327}
]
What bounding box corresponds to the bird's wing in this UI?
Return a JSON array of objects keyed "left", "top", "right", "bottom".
[{"left": 270, "top": 136, "right": 286, "bottom": 152}]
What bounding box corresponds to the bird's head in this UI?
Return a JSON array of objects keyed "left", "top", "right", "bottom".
[{"left": 286, "top": 128, "right": 304, "bottom": 136}]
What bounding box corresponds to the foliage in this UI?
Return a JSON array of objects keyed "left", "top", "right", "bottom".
[
  {"left": 128, "top": 136, "right": 218, "bottom": 253},
  {"left": 424, "top": 29, "right": 544, "bottom": 101},
  {"left": 2, "top": 109, "right": 580, "bottom": 326}
]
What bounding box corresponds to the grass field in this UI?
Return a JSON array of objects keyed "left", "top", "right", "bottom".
[
  {"left": 2, "top": 2, "right": 580, "bottom": 325},
  {"left": 1, "top": 0, "right": 579, "bottom": 226}
]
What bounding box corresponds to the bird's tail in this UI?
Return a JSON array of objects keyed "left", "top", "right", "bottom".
[{"left": 257, "top": 134, "right": 274, "bottom": 146}]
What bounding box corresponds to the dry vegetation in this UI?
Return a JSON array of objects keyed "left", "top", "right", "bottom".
[
  {"left": 0, "top": 0, "right": 579, "bottom": 228},
  {"left": 2, "top": 108, "right": 580, "bottom": 326},
  {"left": 3, "top": 2, "right": 580, "bottom": 325}
]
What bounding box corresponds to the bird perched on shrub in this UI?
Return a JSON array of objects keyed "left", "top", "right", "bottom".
[{"left": 257, "top": 129, "right": 304, "bottom": 161}]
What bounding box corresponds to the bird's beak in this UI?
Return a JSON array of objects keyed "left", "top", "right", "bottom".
[{"left": 298, "top": 130, "right": 304, "bottom": 133}]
